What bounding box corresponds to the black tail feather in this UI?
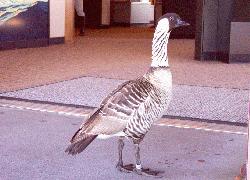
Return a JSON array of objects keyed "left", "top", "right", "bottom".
[{"left": 65, "top": 135, "right": 97, "bottom": 155}]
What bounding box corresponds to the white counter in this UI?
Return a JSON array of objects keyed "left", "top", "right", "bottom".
[{"left": 131, "top": 2, "right": 154, "bottom": 24}]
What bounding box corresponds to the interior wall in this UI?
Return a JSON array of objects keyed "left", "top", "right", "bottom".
[
  {"left": 229, "top": 0, "right": 250, "bottom": 62},
  {"left": 50, "top": 0, "right": 65, "bottom": 38},
  {"left": 233, "top": 0, "right": 250, "bottom": 21}
]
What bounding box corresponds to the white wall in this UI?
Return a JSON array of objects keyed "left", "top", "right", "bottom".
[
  {"left": 102, "top": 0, "right": 110, "bottom": 25},
  {"left": 50, "top": 0, "right": 65, "bottom": 38},
  {"left": 230, "top": 22, "right": 250, "bottom": 54}
]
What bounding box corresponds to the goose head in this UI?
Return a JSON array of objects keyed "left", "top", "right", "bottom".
[
  {"left": 158, "top": 13, "right": 190, "bottom": 33},
  {"left": 151, "top": 13, "right": 189, "bottom": 68}
]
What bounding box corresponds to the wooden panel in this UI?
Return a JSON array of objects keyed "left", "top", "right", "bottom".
[{"left": 65, "top": 0, "right": 75, "bottom": 42}]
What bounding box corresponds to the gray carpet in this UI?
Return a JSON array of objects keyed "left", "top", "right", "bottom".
[{"left": 1, "top": 76, "right": 249, "bottom": 124}]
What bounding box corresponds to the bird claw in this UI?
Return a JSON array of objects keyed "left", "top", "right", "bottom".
[{"left": 116, "top": 164, "right": 164, "bottom": 178}]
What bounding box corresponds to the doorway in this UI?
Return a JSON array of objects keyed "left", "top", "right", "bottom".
[
  {"left": 110, "top": 0, "right": 155, "bottom": 26},
  {"left": 162, "top": 0, "right": 196, "bottom": 39}
]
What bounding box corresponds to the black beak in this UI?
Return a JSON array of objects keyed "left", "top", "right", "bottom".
[{"left": 176, "top": 19, "right": 190, "bottom": 27}]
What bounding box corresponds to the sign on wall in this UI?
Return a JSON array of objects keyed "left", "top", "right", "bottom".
[{"left": 0, "top": 0, "right": 49, "bottom": 49}]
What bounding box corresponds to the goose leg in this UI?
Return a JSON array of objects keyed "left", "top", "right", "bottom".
[
  {"left": 116, "top": 137, "right": 124, "bottom": 169},
  {"left": 133, "top": 143, "right": 164, "bottom": 178},
  {"left": 116, "top": 137, "right": 136, "bottom": 173},
  {"left": 116, "top": 140, "right": 164, "bottom": 177}
]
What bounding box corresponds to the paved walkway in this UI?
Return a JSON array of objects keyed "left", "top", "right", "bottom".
[{"left": 0, "top": 107, "right": 247, "bottom": 180}]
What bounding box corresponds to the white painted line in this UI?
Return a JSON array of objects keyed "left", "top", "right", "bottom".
[
  {"left": 156, "top": 123, "right": 247, "bottom": 135},
  {"left": 0, "top": 100, "right": 247, "bottom": 135}
]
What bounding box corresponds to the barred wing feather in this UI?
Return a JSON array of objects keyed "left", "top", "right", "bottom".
[{"left": 71, "top": 77, "right": 154, "bottom": 143}]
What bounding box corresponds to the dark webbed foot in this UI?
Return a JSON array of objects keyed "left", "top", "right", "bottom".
[
  {"left": 116, "top": 164, "right": 164, "bottom": 178},
  {"left": 116, "top": 164, "right": 134, "bottom": 173},
  {"left": 135, "top": 167, "right": 164, "bottom": 178}
]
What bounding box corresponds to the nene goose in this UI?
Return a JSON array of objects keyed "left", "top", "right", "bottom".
[{"left": 66, "top": 13, "right": 189, "bottom": 177}]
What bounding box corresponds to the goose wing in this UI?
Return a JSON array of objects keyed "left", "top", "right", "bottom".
[{"left": 70, "top": 77, "right": 154, "bottom": 143}]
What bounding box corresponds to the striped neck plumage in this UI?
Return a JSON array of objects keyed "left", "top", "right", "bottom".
[{"left": 151, "top": 25, "right": 170, "bottom": 68}]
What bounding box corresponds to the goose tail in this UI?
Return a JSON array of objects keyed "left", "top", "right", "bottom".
[{"left": 65, "top": 134, "right": 97, "bottom": 155}]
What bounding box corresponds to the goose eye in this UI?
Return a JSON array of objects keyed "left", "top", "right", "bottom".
[{"left": 169, "top": 17, "right": 174, "bottom": 21}]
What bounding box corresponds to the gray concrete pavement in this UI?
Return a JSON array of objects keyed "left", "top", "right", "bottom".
[{"left": 0, "top": 107, "right": 247, "bottom": 180}]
